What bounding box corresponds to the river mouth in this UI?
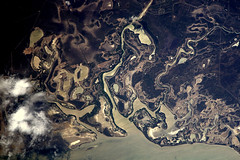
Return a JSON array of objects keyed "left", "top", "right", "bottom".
[
  {"left": 3, "top": 0, "right": 240, "bottom": 159},
  {"left": 69, "top": 134, "right": 240, "bottom": 160},
  {"left": 92, "top": 21, "right": 240, "bottom": 160}
]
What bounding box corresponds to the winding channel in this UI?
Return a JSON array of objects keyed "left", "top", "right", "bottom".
[
  {"left": 68, "top": 2, "right": 240, "bottom": 159},
  {"left": 154, "top": 25, "right": 240, "bottom": 132},
  {"left": 101, "top": 0, "right": 154, "bottom": 134},
  {"left": 155, "top": 25, "right": 240, "bottom": 88}
]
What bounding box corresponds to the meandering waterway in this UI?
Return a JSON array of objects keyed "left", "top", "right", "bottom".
[{"left": 68, "top": 1, "right": 240, "bottom": 159}]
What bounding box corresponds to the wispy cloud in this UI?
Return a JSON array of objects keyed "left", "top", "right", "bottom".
[
  {"left": 0, "top": 77, "right": 32, "bottom": 97},
  {"left": 0, "top": 77, "right": 50, "bottom": 139},
  {"left": 8, "top": 92, "right": 51, "bottom": 139},
  {"left": 0, "top": 77, "right": 52, "bottom": 157},
  {"left": 8, "top": 106, "right": 50, "bottom": 138}
]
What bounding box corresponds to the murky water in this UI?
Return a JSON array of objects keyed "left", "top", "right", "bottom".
[
  {"left": 68, "top": 3, "right": 240, "bottom": 159},
  {"left": 69, "top": 131, "right": 239, "bottom": 160}
]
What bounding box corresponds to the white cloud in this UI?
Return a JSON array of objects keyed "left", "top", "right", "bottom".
[
  {"left": 11, "top": 79, "right": 32, "bottom": 97},
  {"left": 8, "top": 91, "right": 50, "bottom": 139},
  {"left": 0, "top": 77, "right": 32, "bottom": 97},
  {"left": 0, "top": 77, "right": 50, "bottom": 140},
  {"left": 0, "top": 76, "right": 52, "bottom": 156},
  {"left": 8, "top": 106, "right": 50, "bottom": 138}
]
